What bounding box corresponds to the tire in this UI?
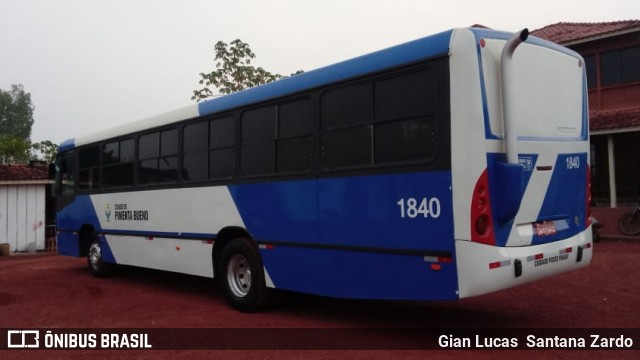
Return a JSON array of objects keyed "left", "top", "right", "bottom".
[
  {"left": 218, "top": 238, "right": 272, "bottom": 312},
  {"left": 619, "top": 212, "right": 640, "bottom": 236},
  {"left": 87, "top": 233, "right": 115, "bottom": 277}
]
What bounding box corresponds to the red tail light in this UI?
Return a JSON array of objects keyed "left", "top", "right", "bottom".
[{"left": 471, "top": 169, "right": 496, "bottom": 245}]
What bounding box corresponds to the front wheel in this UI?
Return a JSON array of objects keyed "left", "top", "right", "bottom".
[
  {"left": 619, "top": 212, "right": 640, "bottom": 235},
  {"left": 218, "top": 238, "right": 272, "bottom": 312},
  {"left": 87, "top": 233, "right": 115, "bottom": 277}
]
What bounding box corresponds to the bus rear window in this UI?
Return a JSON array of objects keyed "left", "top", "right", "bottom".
[{"left": 481, "top": 40, "right": 585, "bottom": 140}]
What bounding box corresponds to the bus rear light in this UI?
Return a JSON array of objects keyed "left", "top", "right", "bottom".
[
  {"left": 430, "top": 263, "right": 442, "bottom": 271},
  {"left": 475, "top": 215, "right": 489, "bottom": 236},
  {"left": 259, "top": 244, "right": 275, "bottom": 250},
  {"left": 423, "top": 256, "right": 452, "bottom": 264},
  {"left": 488, "top": 260, "right": 510, "bottom": 269},
  {"left": 471, "top": 169, "right": 496, "bottom": 245}
]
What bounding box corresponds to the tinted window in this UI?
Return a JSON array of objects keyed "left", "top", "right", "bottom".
[
  {"left": 158, "top": 156, "right": 178, "bottom": 183},
  {"left": 139, "top": 132, "right": 159, "bottom": 160},
  {"left": 103, "top": 163, "right": 134, "bottom": 188},
  {"left": 184, "top": 121, "right": 208, "bottom": 153},
  {"left": 103, "top": 138, "right": 134, "bottom": 188},
  {"left": 601, "top": 46, "right": 640, "bottom": 86},
  {"left": 277, "top": 137, "right": 312, "bottom": 173},
  {"left": 321, "top": 83, "right": 372, "bottom": 130},
  {"left": 584, "top": 55, "right": 596, "bottom": 89},
  {"left": 211, "top": 117, "right": 235, "bottom": 148},
  {"left": 138, "top": 159, "right": 158, "bottom": 184},
  {"left": 57, "top": 152, "right": 76, "bottom": 195},
  {"left": 210, "top": 148, "right": 235, "bottom": 178},
  {"left": 161, "top": 129, "right": 178, "bottom": 156},
  {"left": 621, "top": 47, "right": 640, "bottom": 84},
  {"left": 374, "top": 118, "right": 436, "bottom": 164},
  {"left": 183, "top": 152, "right": 208, "bottom": 182},
  {"left": 280, "top": 100, "right": 312, "bottom": 138},
  {"left": 120, "top": 139, "right": 134, "bottom": 162},
  {"left": 79, "top": 146, "right": 100, "bottom": 168},
  {"left": 78, "top": 146, "right": 100, "bottom": 191},
  {"left": 139, "top": 129, "right": 178, "bottom": 185},
  {"left": 242, "top": 106, "right": 276, "bottom": 142},
  {"left": 103, "top": 142, "right": 119, "bottom": 165},
  {"left": 242, "top": 142, "right": 275, "bottom": 176},
  {"left": 321, "top": 64, "right": 441, "bottom": 169},
  {"left": 322, "top": 126, "right": 372, "bottom": 169},
  {"left": 375, "top": 70, "right": 435, "bottom": 122}
]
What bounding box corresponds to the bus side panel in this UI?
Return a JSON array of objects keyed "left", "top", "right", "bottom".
[
  {"left": 318, "top": 171, "right": 453, "bottom": 251},
  {"left": 230, "top": 171, "right": 454, "bottom": 252},
  {"left": 259, "top": 246, "right": 459, "bottom": 300},
  {"left": 57, "top": 195, "right": 101, "bottom": 257},
  {"left": 227, "top": 179, "right": 320, "bottom": 244},
  {"left": 230, "top": 171, "right": 457, "bottom": 299}
]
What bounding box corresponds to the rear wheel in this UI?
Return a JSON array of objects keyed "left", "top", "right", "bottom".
[
  {"left": 87, "top": 233, "right": 115, "bottom": 277},
  {"left": 619, "top": 212, "right": 640, "bottom": 235},
  {"left": 219, "top": 238, "right": 272, "bottom": 312}
]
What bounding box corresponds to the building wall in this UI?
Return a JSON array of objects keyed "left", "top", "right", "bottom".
[
  {"left": 572, "top": 32, "right": 640, "bottom": 111},
  {"left": 0, "top": 184, "right": 46, "bottom": 252}
]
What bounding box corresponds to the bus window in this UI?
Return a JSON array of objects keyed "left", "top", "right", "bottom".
[
  {"left": 78, "top": 146, "right": 100, "bottom": 191},
  {"left": 209, "top": 116, "right": 235, "bottom": 179},
  {"left": 139, "top": 129, "right": 178, "bottom": 184},
  {"left": 103, "top": 138, "right": 135, "bottom": 188},
  {"left": 56, "top": 152, "right": 76, "bottom": 196}
]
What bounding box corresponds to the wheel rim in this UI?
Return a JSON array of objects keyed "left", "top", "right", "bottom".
[
  {"left": 88, "top": 242, "right": 101, "bottom": 270},
  {"left": 226, "top": 254, "right": 252, "bottom": 298}
]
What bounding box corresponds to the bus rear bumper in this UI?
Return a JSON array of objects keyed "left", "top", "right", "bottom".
[{"left": 455, "top": 227, "right": 593, "bottom": 298}]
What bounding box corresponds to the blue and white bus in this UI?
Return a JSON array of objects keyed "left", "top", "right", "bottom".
[{"left": 54, "top": 27, "right": 592, "bottom": 311}]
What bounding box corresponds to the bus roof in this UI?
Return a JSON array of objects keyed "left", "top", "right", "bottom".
[
  {"left": 59, "top": 28, "right": 456, "bottom": 152},
  {"left": 59, "top": 27, "right": 577, "bottom": 152}
]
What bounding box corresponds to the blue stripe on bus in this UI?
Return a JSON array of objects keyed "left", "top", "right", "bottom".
[
  {"left": 487, "top": 153, "right": 537, "bottom": 247},
  {"left": 228, "top": 171, "right": 455, "bottom": 252},
  {"left": 259, "top": 245, "right": 459, "bottom": 300},
  {"left": 531, "top": 153, "right": 588, "bottom": 245},
  {"left": 58, "top": 138, "right": 75, "bottom": 152},
  {"left": 197, "top": 30, "right": 453, "bottom": 117}
]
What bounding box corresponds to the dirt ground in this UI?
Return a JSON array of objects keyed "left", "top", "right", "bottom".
[{"left": 0, "top": 238, "right": 638, "bottom": 359}]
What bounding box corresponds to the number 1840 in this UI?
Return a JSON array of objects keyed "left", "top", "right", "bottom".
[{"left": 397, "top": 197, "right": 441, "bottom": 219}]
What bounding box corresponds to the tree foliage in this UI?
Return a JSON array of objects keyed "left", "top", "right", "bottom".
[
  {"left": 0, "top": 135, "right": 31, "bottom": 165},
  {"left": 192, "top": 39, "right": 302, "bottom": 102},
  {"left": 0, "top": 84, "right": 34, "bottom": 140},
  {"left": 0, "top": 84, "right": 58, "bottom": 164},
  {"left": 30, "top": 140, "right": 59, "bottom": 163}
]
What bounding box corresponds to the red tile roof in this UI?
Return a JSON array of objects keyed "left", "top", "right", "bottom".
[
  {"left": 0, "top": 164, "right": 50, "bottom": 181},
  {"left": 531, "top": 20, "right": 640, "bottom": 44},
  {"left": 590, "top": 107, "right": 640, "bottom": 132}
]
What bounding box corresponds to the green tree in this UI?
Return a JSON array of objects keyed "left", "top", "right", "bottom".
[
  {"left": 0, "top": 84, "right": 58, "bottom": 164},
  {"left": 0, "top": 135, "right": 30, "bottom": 164},
  {"left": 0, "top": 84, "right": 35, "bottom": 164},
  {"left": 30, "top": 140, "right": 59, "bottom": 163},
  {"left": 0, "top": 84, "right": 34, "bottom": 139},
  {"left": 192, "top": 39, "right": 302, "bottom": 102}
]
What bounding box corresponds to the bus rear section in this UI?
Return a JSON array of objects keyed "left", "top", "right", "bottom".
[{"left": 449, "top": 28, "right": 592, "bottom": 298}]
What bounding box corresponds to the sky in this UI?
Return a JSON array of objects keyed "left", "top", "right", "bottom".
[{"left": 1, "top": 0, "right": 638, "bottom": 145}]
